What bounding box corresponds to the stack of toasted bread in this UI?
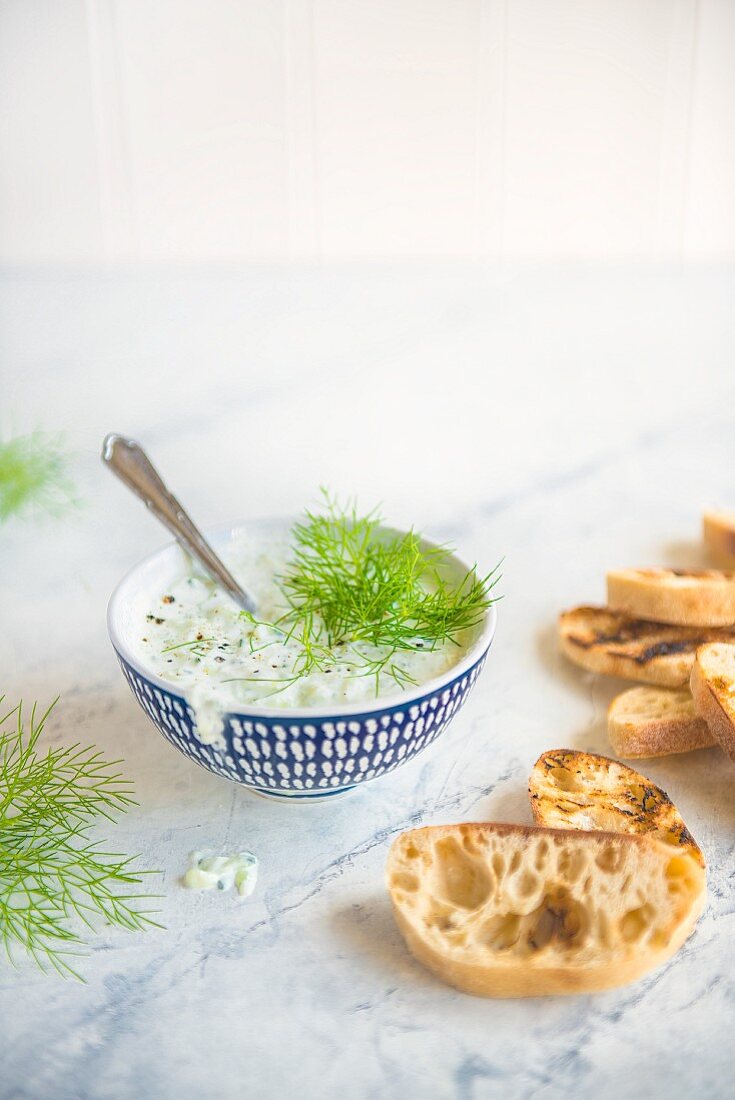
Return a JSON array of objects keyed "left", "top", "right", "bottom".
[
  {"left": 559, "top": 510, "right": 735, "bottom": 762},
  {"left": 387, "top": 750, "right": 705, "bottom": 997},
  {"left": 384, "top": 514, "right": 731, "bottom": 998}
]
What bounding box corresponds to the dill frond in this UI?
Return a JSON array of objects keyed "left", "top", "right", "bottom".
[
  {"left": 0, "top": 432, "right": 76, "bottom": 522},
  {"left": 277, "top": 491, "right": 500, "bottom": 667},
  {"left": 176, "top": 492, "right": 500, "bottom": 697},
  {"left": 0, "top": 696, "right": 162, "bottom": 980}
]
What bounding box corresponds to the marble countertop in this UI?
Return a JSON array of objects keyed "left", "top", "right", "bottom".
[{"left": 1, "top": 264, "right": 734, "bottom": 1099}]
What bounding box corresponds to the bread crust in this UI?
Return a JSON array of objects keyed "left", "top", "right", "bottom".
[
  {"left": 387, "top": 823, "right": 705, "bottom": 998},
  {"left": 607, "top": 686, "right": 716, "bottom": 758},
  {"left": 607, "top": 568, "right": 735, "bottom": 627},
  {"left": 559, "top": 605, "right": 735, "bottom": 687},
  {"left": 690, "top": 643, "right": 735, "bottom": 762},
  {"left": 703, "top": 511, "right": 735, "bottom": 569}
]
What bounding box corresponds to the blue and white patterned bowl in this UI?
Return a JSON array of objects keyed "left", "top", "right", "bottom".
[{"left": 107, "top": 519, "right": 496, "bottom": 802}]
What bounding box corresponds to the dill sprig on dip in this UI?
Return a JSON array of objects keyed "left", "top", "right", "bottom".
[
  {"left": 237, "top": 493, "right": 500, "bottom": 695},
  {"left": 0, "top": 696, "right": 161, "bottom": 979},
  {"left": 0, "top": 432, "right": 76, "bottom": 522},
  {"left": 151, "top": 494, "right": 500, "bottom": 702}
]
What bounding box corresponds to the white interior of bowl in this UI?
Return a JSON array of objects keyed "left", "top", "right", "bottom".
[{"left": 107, "top": 516, "right": 497, "bottom": 718}]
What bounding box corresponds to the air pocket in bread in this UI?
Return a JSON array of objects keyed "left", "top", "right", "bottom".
[{"left": 387, "top": 823, "right": 704, "bottom": 997}]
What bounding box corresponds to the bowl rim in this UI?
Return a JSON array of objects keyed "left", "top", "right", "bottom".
[{"left": 107, "top": 516, "right": 498, "bottom": 719}]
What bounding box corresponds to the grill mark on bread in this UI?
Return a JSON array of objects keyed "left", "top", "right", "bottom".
[
  {"left": 568, "top": 632, "right": 707, "bottom": 660},
  {"left": 623, "top": 568, "right": 735, "bottom": 580},
  {"left": 529, "top": 749, "right": 704, "bottom": 866},
  {"left": 669, "top": 569, "right": 731, "bottom": 578},
  {"left": 643, "top": 568, "right": 734, "bottom": 579},
  {"left": 633, "top": 641, "right": 697, "bottom": 664},
  {"left": 562, "top": 607, "right": 735, "bottom": 662}
]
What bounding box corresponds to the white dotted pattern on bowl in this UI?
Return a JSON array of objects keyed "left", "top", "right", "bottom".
[{"left": 117, "top": 652, "right": 488, "bottom": 797}]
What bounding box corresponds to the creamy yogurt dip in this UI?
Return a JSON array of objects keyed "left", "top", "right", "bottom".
[
  {"left": 183, "top": 851, "right": 258, "bottom": 897},
  {"left": 134, "top": 531, "right": 474, "bottom": 743}
]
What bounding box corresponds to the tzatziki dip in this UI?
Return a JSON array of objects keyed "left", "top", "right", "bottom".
[
  {"left": 134, "top": 527, "right": 481, "bottom": 744},
  {"left": 183, "top": 850, "right": 258, "bottom": 897}
]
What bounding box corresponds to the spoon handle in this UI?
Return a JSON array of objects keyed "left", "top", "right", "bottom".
[{"left": 102, "top": 433, "right": 256, "bottom": 614}]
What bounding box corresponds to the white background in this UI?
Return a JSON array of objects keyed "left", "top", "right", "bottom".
[{"left": 1, "top": 0, "right": 734, "bottom": 263}]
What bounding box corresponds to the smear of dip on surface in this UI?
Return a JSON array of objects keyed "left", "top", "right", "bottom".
[
  {"left": 134, "top": 530, "right": 472, "bottom": 743},
  {"left": 183, "top": 851, "right": 259, "bottom": 897}
]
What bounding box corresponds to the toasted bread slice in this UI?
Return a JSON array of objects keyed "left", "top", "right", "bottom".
[
  {"left": 690, "top": 642, "right": 735, "bottom": 762},
  {"left": 607, "top": 567, "right": 735, "bottom": 627},
  {"left": 607, "top": 686, "right": 716, "bottom": 758},
  {"left": 704, "top": 511, "right": 735, "bottom": 569},
  {"left": 529, "top": 749, "right": 703, "bottom": 866},
  {"left": 559, "top": 605, "right": 735, "bottom": 687},
  {"left": 387, "top": 823, "right": 705, "bottom": 997}
]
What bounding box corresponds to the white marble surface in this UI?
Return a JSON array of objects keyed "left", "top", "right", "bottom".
[{"left": 1, "top": 264, "right": 734, "bottom": 1099}]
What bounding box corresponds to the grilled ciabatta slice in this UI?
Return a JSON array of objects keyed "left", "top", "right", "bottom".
[
  {"left": 528, "top": 749, "right": 703, "bottom": 866},
  {"left": 558, "top": 605, "right": 735, "bottom": 687},
  {"left": 387, "top": 823, "right": 705, "bottom": 997},
  {"left": 607, "top": 567, "right": 735, "bottom": 627},
  {"left": 607, "top": 686, "right": 716, "bottom": 759},
  {"left": 690, "top": 642, "right": 735, "bottom": 763},
  {"left": 704, "top": 511, "right": 735, "bottom": 569}
]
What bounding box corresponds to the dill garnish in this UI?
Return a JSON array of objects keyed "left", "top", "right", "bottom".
[
  {"left": 243, "top": 492, "right": 500, "bottom": 694},
  {"left": 0, "top": 432, "right": 75, "bottom": 521},
  {"left": 0, "top": 696, "right": 161, "bottom": 980},
  {"left": 279, "top": 493, "right": 498, "bottom": 653},
  {"left": 162, "top": 493, "right": 500, "bottom": 699}
]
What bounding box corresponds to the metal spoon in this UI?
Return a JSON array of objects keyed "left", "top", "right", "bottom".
[{"left": 102, "top": 433, "right": 256, "bottom": 614}]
